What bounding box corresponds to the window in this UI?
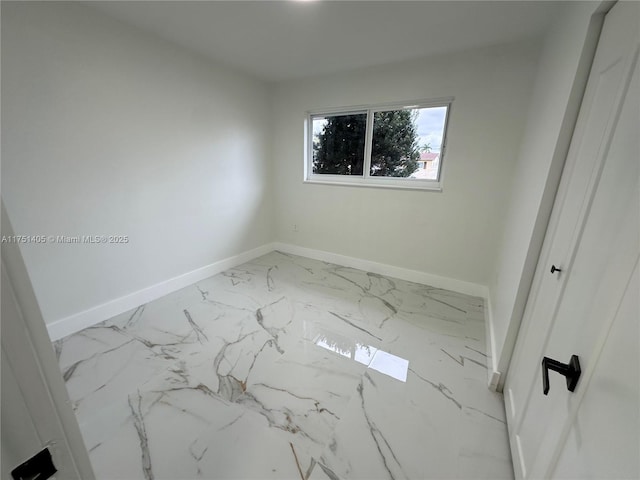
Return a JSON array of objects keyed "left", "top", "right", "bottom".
[{"left": 306, "top": 99, "right": 451, "bottom": 190}]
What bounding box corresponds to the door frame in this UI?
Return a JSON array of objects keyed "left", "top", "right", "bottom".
[
  {"left": 1, "top": 201, "right": 95, "bottom": 479},
  {"left": 492, "top": 0, "right": 614, "bottom": 392}
]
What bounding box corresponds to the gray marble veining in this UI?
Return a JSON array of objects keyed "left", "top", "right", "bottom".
[{"left": 54, "top": 251, "right": 512, "bottom": 479}]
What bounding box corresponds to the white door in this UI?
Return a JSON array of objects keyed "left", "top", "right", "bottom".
[
  {"left": 504, "top": 1, "right": 639, "bottom": 478},
  {"left": 1, "top": 204, "right": 95, "bottom": 479}
]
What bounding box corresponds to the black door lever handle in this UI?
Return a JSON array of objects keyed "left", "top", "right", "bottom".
[
  {"left": 550, "top": 265, "right": 562, "bottom": 274},
  {"left": 542, "top": 355, "right": 581, "bottom": 395}
]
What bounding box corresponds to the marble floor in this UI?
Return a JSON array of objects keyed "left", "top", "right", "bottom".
[{"left": 54, "top": 251, "right": 513, "bottom": 479}]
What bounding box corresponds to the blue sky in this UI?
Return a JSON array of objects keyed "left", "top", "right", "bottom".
[{"left": 414, "top": 106, "right": 447, "bottom": 152}]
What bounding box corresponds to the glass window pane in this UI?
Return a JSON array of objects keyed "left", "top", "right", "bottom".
[
  {"left": 312, "top": 113, "right": 367, "bottom": 175},
  {"left": 370, "top": 106, "right": 447, "bottom": 180}
]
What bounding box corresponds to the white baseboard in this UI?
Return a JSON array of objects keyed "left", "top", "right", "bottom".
[
  {"left": 484, "top": 294, "right": 502, "bottom": 391},
  {"left": 273, "top": 242, "right": 489, "bottom": 299},
  {"left": 46, "top": 243, "right": 277, "bottom": 341},
  {"left": 48, "top": 241, "right": 493, "bottom": 344}
]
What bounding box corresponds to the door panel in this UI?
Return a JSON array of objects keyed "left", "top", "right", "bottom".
[
  {"left": 1, "top": 346, "right": 42, "bottom": 472},
  {"left": 505, "top": 2, "right": 640, "bottom": 478},
  {"left": 523, "top": 56, "right": 639, "bottom": 477},
  {"left": 551, "top": 263, "right": 639, "bottom": 479}
]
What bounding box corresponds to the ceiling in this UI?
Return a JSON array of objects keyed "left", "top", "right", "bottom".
[{"left": 89, "top": 1, "right": 568, "bottom": 83}]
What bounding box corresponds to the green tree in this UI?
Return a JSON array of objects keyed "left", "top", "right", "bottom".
[
  {"left": 313, "top": 114, "right": 367, "bottom": 175},
  {"left": 313, "top": 110, "right": 420, "bottom": 177},
  {"left": 370, "top": 110, "right": 420, "bottom": 177}
]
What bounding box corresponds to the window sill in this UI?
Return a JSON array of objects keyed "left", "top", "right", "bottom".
[{"left": 304, "top": 177, "right": 443, "bottom": 192}]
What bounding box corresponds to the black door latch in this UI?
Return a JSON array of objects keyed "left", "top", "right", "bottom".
[
  {"left": 542, "top": 355, "right": 581, "bottom": 395},
  {"left": 11, "top": 448, "right": 56, "bottom": 480}
]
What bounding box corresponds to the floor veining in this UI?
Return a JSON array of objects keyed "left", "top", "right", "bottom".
[{"left": 54, "top": 251, "right": 513, "bottom": 479}]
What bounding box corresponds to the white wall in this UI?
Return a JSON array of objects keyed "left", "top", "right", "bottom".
[
  {"left": 488, "top": 2, "right": 606, "bottom": 388},
  {"left": 1, "top": 2, "right": 273, "bottom": 326},
  {"left": 272, "top": 41, "right": 540, "bottom": 288}
]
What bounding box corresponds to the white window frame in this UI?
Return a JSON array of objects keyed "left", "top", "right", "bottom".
[{"left": 304, "top": 98, "right": 452, "bottom": 191}]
